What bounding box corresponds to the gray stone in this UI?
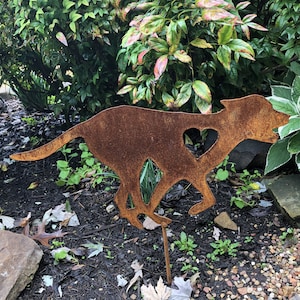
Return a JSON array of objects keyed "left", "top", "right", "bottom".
[
  {"left": 265, "top": 174, "right": 300, "bottom": 227},
  {"left": 0, "top": 230, "right": 43, "bottom": 300},
  {"left": 204, "top": 129, "right": 271, "bottom": 171},
  {"left": 214, "top": 211, "right": 238, "bottom": 231}
]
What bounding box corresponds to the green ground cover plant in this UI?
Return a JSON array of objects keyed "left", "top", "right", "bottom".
[
  {"left": 206, "top": 239, "right": 240, "bottom": 262},
  {"left": 265, "top": 67, "right": 300, "bottom": 173}
]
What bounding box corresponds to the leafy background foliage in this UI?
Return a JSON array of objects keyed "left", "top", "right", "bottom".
[
  {"left": 0, "top": 0, "right": 299, "bottom": 122},
  {"left": 1, "top": 0, "right": 129, "bottom": 122}
]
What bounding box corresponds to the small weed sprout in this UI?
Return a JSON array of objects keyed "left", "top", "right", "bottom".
[
  {"left": 174, "top": 231, "right": 197, "bottom": 256},
  {"left": 51, "top": 240, "right": 64, "bottom": 249},
  {"left": 207, "top": 239, "right": 240, "bottom": 262},
  {"left": 280, "top": 228, "right": 295, "bottom": 243},
  {"left": 105, "top": 249, "right": 114, "bottom": 259},
  {"left": 21, "top": 116, "right": 37, "bottom": 126},
  {"left": 56, "top": 143, "right": 118, "bottom": 188},
  {"left": 244, "top": 236, "right": 254, "bottom": 243},
  {"left": 180, "top": 262, "right": 199, "bottom": 274},
  {"left": 215, "top": 156, "right": 236, "bottom": 181},
  {"left": 230, "top": 169, "right": 262, "bottom": 209}
]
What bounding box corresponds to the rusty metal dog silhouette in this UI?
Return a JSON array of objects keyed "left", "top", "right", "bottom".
[{"left": 11, "top": 95, "right": 288, "bottom": 229}]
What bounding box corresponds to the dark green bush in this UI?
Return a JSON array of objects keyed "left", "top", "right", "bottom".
[{"left": 1, "top": 0, "right": 128, "bottom": 122}]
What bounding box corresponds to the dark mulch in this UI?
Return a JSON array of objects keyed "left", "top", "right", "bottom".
[{"left": 0, "top": 98, "right": 295, "bottom": 299}]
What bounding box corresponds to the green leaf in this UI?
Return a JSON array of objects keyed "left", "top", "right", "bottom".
[
  {"left": 69, "top": 11, "right": 82, "bottom": 22},
  {"left": 268, "top": 96, "right": 298, "bottom": 115},
  {"left": 190, "top": 38, "right": 213, "bottom": 49},
  {"left": 69, "top": 21, "right": 76, "bottom": 33},
  {"left": 292, "top": 76, "right": 300, "bottom": 104},
  {"left": 278, "top": 116, "right": 300, "bottom": 139},
  {"left": 63, "top": 0, "right": 75, "bottom": 9},
  {"left": 194, "top": 96, "right": 212, "bottom": 114},
  {"left": 59, "top": 169, "right": 70, "bottom": 180},
  {"left": 174, "top": 83, "right": 192, "bottom": 107},
  {"left": 173, "top": 50, "right": 192, "bottom": 63},
  {"left": 148, "top": 37, "right": 169, "bottom": 53},
  {"left": 216, "top": 169, "right": 229, "bottom": 181},
  {"left": 162, "top": 92, "right": 175, "bottom": 107},
  {"left": 287, "top": 132, "right": 300, "bottom": 154},
  {"left": 290, "top": 62, "right": 300, "bottom": 76},
  {"left": 217, "top": 25, "right": 233, "bottom": 45},
  {"left": 117, "top": 84, "right": 135, "bottom": 95},
  {"left": 192, "top": 80, "right": 211, "bottom": 103},
  {"left": 265, "top": 138, "right": 292, "bottom": 174},
  {"left": 166, "top": 20, "right": 181, "bottom": 47},
  {"left": 177, "top": 19, "right": 187, "bottom": 34},
  {"left": 271, "top": 85, "right": 292, "bottom": 101},
  {"left": 227, "top": 39, "right": 254, "bottom": 57},
  {"left": 217, "top": 45, "right": 231, "bottom": 70}
]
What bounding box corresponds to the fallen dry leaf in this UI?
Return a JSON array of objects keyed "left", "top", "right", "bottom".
[
  {"left": 169, "top": 276, "right": 193, "bottom": 300},
  {"left": 0, "top": 215, "right": 15, "bottom": 229},
  {"left": 143, "top": 216, "right": 161, "bottom": 230},
  {"left": 27, "top": 181, "right": 39, "bottom": 190},
  {"left": 31, "top": 220, "right": 68, "bottom": 247},
  {"left": 126, "top": 260, "right": 143, "bottom": 293},
  {"left": 141, "top": 277, "right": 171, "bottom": 300}
]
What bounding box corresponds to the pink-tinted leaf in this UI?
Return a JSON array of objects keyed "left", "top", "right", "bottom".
[
  {"left": 195, "top": 97, "right": 212, "bottom": 114},
  {"left": 247, "top": 22, "right": 268, "bottom": 31},
  {"left": 239, "top": 52, "right": 255, "bottom": 61},
  {"left": 138, "top": 49, "right": 149, "bottom": 64},
  {"left": 174, "top": 50, "right": 192, "bottom": 63},
  {"left": 241, "top": 24, "right": 250, "bottom": 40},
  {"left": 192, "top": 80, "right": 212, "bottom": 103},
  {"left": 125, "top": 32, "right": 142, "bottom": 46},
  {"left": 202, "top": 8, "right": 238, "bottom": 22},
  {"left": 139, "top": 15, "right": 165, "bottom": 35},
  {"left": 122, "top": 27, "right": 142, "bottom": 47},
  {"left": 56, "top": 32, "right": 68, "bottom": 46},
  {"left": 236, "top": 1, "right": 250, "bottom": 10},
  {"left": 196, "top": 0, "right": 231, "bottom": 8},
  {"left": 154, "top": 55, "right": 168, "bottom": 80},
  {"left": 242, "top": 14, "right": 257, "bottom": 23}
]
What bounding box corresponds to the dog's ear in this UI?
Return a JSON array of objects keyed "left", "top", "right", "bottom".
[{"left": 219, "top": 99, "right": 234, "bottom": 110}]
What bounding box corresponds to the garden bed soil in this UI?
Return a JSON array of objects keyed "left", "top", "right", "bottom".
[{"left": 0, "top": 96, "right": 299, "bottom": 299}]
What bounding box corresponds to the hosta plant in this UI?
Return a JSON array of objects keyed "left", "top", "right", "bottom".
[
  {"left": 265, "top": 69, "right": 300, "bottom": 174},
  {"left": 117, "top": 0, "right": 267, "bottom": 113}
]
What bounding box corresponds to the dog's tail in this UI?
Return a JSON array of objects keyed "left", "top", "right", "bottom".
[{"left": 10, "top": 126, "right": 81, "bottom": 161}]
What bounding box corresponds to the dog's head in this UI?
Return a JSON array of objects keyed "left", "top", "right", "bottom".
[{"left": 221, "top": 95, "right": 289, "bottom": 143}]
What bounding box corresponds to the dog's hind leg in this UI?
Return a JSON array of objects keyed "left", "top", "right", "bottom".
[{"left": 188, "top": 175, "right": 216, "bottom": 215}]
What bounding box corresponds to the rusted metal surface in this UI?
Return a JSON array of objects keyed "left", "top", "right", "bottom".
[{"left": 11, "top": 95, "right": 289, "bottom": 229}]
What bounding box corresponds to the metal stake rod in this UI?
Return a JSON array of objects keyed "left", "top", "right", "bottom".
[{"left": 161, "top": 222, "right": 172, "bottom": 285}]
